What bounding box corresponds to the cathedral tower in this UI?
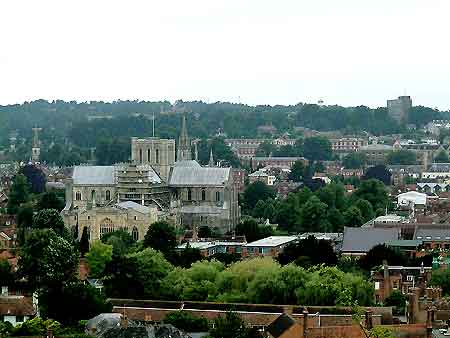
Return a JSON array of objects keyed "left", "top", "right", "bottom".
[{"left": 177, "top": 113, "right": 191, "bottom": 161}]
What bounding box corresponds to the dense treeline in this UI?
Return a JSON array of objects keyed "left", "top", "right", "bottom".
[{"left": 0, "top": 100, "right": 447, "bottom": 164}]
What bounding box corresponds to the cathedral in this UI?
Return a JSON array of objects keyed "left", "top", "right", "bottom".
[{"left": 62, "top": 114, "right": 240, "bottom": 243}]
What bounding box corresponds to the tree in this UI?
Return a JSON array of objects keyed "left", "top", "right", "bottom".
[
  {"left": 101, "top": 229, "right": 135, "bottom": 257},
  {"left": 384, "top": 290, "right": 407, "bottom": 314},
  {"left": 298, "top": 196, "right": 330, "bottom": 232},
  {"left": 235, "top": 218, "right": 273, "bottom": 243},
  {"left": 170, "top": 247, "right": 203, "bottom": 268},
  {"left": 343, "top": 152, "right": 367, "bottom": 169},
  {"left": 343, "top": 206, "right": 364, "bottom": 227},
  {"left": 79, "top": 226, "right": 90, "bottom": 257},
  {"left": 255, "top": 141, "right": 275, "bottom": 157},
  {"left": 355, "top": 199, "right": 375, "bottom": 222},
  {"left": 359, "top": 244, "right": 408, "bottom": 272},
  {"left": 289, "top": 160, "right": 306, "bottom": 182},
  {"left": 7, "top": 174, "right": 30, "bottom": 214},
  {"left": 326, "top": 208, "right": 345, "bottom": 232},
  {"left": 36, "top": 191, "right": 65, "bottom": 211},
  {"left": 353, "top": 179, "right": 390, "bottom": 211},
  {"left": 242, "top": 181, "right": 276, "bottom": 211},
  {"left": 86, "top": 241, "right": 113, "bottom": 278},
  {"left": 19, "top": 164, "right": 46, "bottom": 194},
  {"left": 303, "top": 137, "right": 332, "bottom": 162},
  {"left": 363, "top": 165, "right": 391, "bottom": 185},
  {"left": 387, "top": 150, "right": 417, "bottom": 165},
  {"left": 164, "top": 311, "right": 209, "bottom": 332},
  {"left": 0, "top": 259, "right": 15, "bottom": 285},
  {"left": 18, "top": 229, "right": 79, "bottom": 289},
  {"left": 143, "top": 221, "right": 177, "bottom": 254},
  {"left": 39, "top": 281, "right": 112, "bottom": 325},
  {"left": 210, "top": 312, "right": 251, "bottom": 338},
  {"left": 32, "top": 209, "right": 65, "bottom": 235},
  {"left": 430, "top": 268, "right": 450, "bottom": 295},
  {"left": 277, "top": 236, "right": 337, "bottom": 267},
  {"left": 434, "top": 150, "right": 450, "bottom": 163}
]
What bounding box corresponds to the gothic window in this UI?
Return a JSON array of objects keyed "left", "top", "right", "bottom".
[
  {"left": 91, "top": 190, "right": 96, "bottom": 201},
  {"left": 156, "top": 149, "right": 160, "bottom": 164},
  {"left": 216, "top": 191, "right": 221, "bottom": 202},
  {"left": 201, "top": 189, "right": 206, "bottom": 201},
  {"left": 132, "top": 226, "right": 139, "bottom": 241},
  {"left": 187, "top": 188, "right": 192, "bottom": 201},
  {"left": 75, "top": 191, "right": 82, "bottom": 200},
  {"left": 147, "top": 149, "right": 151, "bottom": 162},
  {"left": 105, "top": 190, "right": 111, "bottom": 201},
  {"left": 100, "top": 218, "right": 114, "bottom": 237},
  {"left": 139, "top": 149, "right": 143, "bottom": 163}
]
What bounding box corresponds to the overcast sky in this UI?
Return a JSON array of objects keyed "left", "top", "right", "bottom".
[{"left": 1, "top": 0, "right": 449, "bottom": 109}]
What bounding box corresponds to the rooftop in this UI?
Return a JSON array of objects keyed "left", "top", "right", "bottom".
[
  {"left": 116, "top": 201, "right": 153, "bottom": 214},
  {"left": 246, "top": 236, "right": 298, "bottom": 247},
  {"left": 73, "top": 166, "right": 116, "bottom": 185},
  {"left": 169, "top": 166, "right": 230, "bottom": 186},
  {"left": 341, "top": 227, "right": 399, "bottom": 253}
]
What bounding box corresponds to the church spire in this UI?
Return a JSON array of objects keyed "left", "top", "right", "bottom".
[
  {"left": 209, "top": 148, "right": 215, "bottom": 167},
  {"left": 177, "top": 113, "right": 191, "bottom": 161}
]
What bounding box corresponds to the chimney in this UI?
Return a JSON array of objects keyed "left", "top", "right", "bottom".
[
  {"left": 302, "top": 310, "right": 308, "bottom": 338},
  {"left": 365, "top": 310, "right": 373, "bottom": 330}
]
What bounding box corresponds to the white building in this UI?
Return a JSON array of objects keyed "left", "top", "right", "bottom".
[{"left": 397, "top": 191, "right": 427, "bottom": 207}]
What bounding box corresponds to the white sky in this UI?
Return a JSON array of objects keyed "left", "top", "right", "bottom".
[{"left": 1, "top": 0, "right": 450, "bottom": 109}]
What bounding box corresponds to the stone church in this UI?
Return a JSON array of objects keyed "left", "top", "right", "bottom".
[{"left": 62, "top": 114, "right": 240, "bottom": 243}]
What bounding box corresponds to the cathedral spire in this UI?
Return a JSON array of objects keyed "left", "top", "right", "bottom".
[
  {"left": 209, "top": 148, "right": 215, "bottom": 167},
  {"left": 177, "top": 113, "right": 192, "bottom": 161}
]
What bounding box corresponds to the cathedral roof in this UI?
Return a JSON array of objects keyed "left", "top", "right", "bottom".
[
  {"left": 73, "top": 166, "right": 116, "bottom": 185},
  {"left": 169, "top": 166, "right": 230, "bottom": 186},
  {"left": 173, "top": 160, "right": 201, "bottom": 168},
  {"left": 116, "top": 201, "right": 153, "bottom": 214}
]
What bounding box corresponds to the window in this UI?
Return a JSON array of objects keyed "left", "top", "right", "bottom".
[
  {"left": 100, "top": 218, "right": 114, "bottom": 236},
  {"left": 105, "top": 190, "right": 111, "bottom": 201},
  {"left": 91, "top": 190, "right": 96, "bottom": 201},
  {"left": 16, "top": 316, "right": 24, "bottom": 323},
  {"left": 201, "top": 189, "right": 206, "bottom": 201},
  {"left": 147, "top": 149, "right": 151, "bottom": 162},
  {"left": 139, "top": 149, "right": 143, "bottom": 163},
  {"left": 134, "top": 216, "right": 137, "bottom": 220},
  {"left": 132, "top": 227, "right": 139, "bottom": 241},
  {"left": 374, "top": 282, "right": 380, "bottom": 290},
  {"left": 75, "top": 191, "right": 82, "bottom": 200},
  {"left": 187, "top": 188, "right": 192, "bottom": 201},
  {"left": 215, "top": 191, "right": 221, "bottom": 202},
  {"left": 156, "top": 149, "right": 160, "bottom": 164}
]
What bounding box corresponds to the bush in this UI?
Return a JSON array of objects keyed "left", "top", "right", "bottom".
[
  {"left": 12, "top": 317, "right": 61, "bottom": 336},
  {"left": 164, "top": 311, "right": 209, "bottom": 332}
]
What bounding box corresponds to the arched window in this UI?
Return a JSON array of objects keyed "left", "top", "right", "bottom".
[
  {"left": 156, "top": 149, "right": 160, "bottom": 164},
  {"left": 132, "top": 226, "right": 139, "bottom": 241},
  {"left": 216, "top": 191, "right": 221, "bottom": 202},
  {"left": 201, "top": 189, "right": 206, "bottom": 201},
  {"left": 75, "top": 191, "right": 82, "bottom": 201},
  {"left": 139, "top": 148, "right": 143, "bottom": 163},
  {"left": 105, "top": 190, "right": 111, "bottom": 201},
  {"left": 187, "top": 188, "right": 192, "bottom": 201},
  {"left": 91, "top": 190, "right": 96, "bottom": 201},
  {"left": 147, "top": 149, "right": 151, "bottom": 162},
  {"left": 100, "top": 218, "right": 114, "bottom": 237}
]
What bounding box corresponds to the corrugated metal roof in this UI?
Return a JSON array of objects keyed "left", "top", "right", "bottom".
[
  {"left": 169, "top": 167, "right": 230, "bottom": 186},
  {"left": 73, "top": 166, "right": 116, "bottom": 185}
]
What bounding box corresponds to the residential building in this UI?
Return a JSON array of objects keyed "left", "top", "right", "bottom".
[
  {"left": 387, "top": 96, "right": 412, "bottom": 124},
  {"left": 250, "top": 157, "right": 306, "bottom": 169},
  {"left": 243, "top": 236, "right": 298, "bottom": 257},
  {"left": 397, "top": 191, "right": 427, "bottom": 208},
  {"left": 232, "top": 168, "right": 246, "bottom": 194},
  {"left": 248, "top": 170, "right": 276, "bottom": 186},
  {"left": 176, "top": 240, "right": 245, "bottom": 257},
  {"left": 0, "top": 288, "right": 36, "bottom": 326},
  {"left": 329, "top": 137, "right": 368, "bottom": 153},
  {"left": 371, "top": 264, "right": 432, "bottom": 304},
  {"left": 266, "top": 313, "right": 302, "bottom": 338},
  {"left": 413, "top": 225, "right": 450, "bottom": 250},
  {"left": 359, "top": 143, "right": 394, "bottom": 165}
]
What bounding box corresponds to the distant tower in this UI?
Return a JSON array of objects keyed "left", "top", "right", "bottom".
[
  {"left": 31, "top": 127, "right": 42, "bottom": 163},
  {"left": 194, "top": 142, "right": 199, "bottom": 161},
  {"left": 177, "top": 113, "right": 191, "bottom": 161},
  {"left": 209, "top": 148, "right": 215, "bottom": 167}
]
